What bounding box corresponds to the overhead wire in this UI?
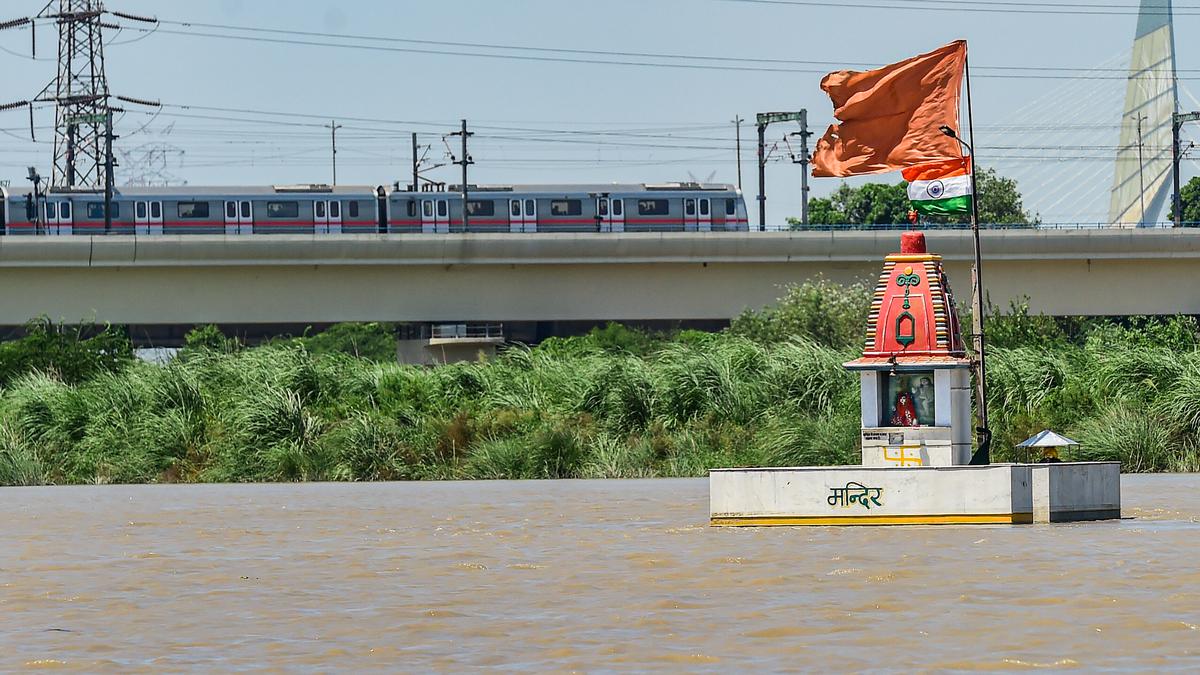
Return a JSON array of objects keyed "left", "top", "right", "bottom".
[
  {"left": 716, "top": 0, "right": 1200, "bottom": 16},
  {"left": 107, "top": 21, "right": 1197, "bottom": 80}
]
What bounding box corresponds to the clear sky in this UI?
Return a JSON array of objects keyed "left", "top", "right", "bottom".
[{"left": 2, "top": 0, "right": 1197, "bottom": 225}]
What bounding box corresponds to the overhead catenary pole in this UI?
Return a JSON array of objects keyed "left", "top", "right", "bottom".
[
  {"left": 1137, "top": 114, "right": 1147, "bottom": 223},
  {"left": 755, "top": 111, "right": 808, "bottom": 231},
  {"left": 411, "top": 132, "right": 419, "bottom": 191},
  {"left": 65, "top": 122, "right": 76, "bottom": 187},
  {"left": 732, "top": 115, "right": 743, "bottom": 191},
  {"left": 756, "top": 120, "right": 766, "bottom": 231},
  {"left": 1173, "top": 116, "right": 1182, "bottom": 227},
  {"left": 798, "top": 110, "right": 811, "bottom": 226},
  {"left": 103, "top": 108, "right": 115, "bottom": 233},
  {"left": 451, "top": 119, "right": 473, "bottom": 230},
  {"left": 326, "top": 119, "right": 342, "bottom": 186}
]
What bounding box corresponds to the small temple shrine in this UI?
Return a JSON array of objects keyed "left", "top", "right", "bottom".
[
  {"left": 709, "top": 232, "right": 1121, "bottom": 527},
  {"left": 845, "top": 231, "right": 973, "bottom": 468}
]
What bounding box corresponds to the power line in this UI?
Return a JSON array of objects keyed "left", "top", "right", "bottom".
[
  {"left": 150, "top": 18, "right": 1192, "bottom": 73},
  {"left": 103, "top": 22, "right": 1198, "bottom": 80},
  {"left": 717, "top": 0, "right": 1200, "bottom": 16}
]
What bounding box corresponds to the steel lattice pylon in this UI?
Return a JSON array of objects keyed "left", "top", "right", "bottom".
[{"left": 48, "top": 0, "right": 110, "bottom": 189}]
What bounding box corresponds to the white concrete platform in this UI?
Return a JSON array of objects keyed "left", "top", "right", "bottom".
[{"left": 709, "top": 462, "right": 1120, "bottom": 526}]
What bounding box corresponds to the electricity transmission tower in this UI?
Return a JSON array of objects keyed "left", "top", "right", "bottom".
[
  {"left": 0, "top": 1, "right": 158, "bottom": 190},
  {"left": 120, "top": 140, "right": 187, "bottom": 186}
]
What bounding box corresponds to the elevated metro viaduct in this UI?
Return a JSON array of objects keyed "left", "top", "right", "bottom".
[{"left": 0, "top": 229, "right": 1196, "bottom": 344}]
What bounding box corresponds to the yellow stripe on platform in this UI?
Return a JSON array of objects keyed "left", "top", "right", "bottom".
[{"left": 710, "top": 513, "right": 1035, "bottom": 527}]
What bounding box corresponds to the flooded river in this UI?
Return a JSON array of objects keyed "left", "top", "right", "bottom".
[{"left": 2, "top": 475, "right": 1199, "bottom": 671}]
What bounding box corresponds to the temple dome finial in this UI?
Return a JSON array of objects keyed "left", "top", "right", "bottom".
[{"left": 900, "top": 231, "right": 926, "bottom": 254}]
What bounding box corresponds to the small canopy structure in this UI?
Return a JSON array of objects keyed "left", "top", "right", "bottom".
[{"left": 1017, "top": 430, "right": 1080, "bottom": 448}]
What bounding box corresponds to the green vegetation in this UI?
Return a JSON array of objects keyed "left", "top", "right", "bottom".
[
  {"left": 791, "top": 167, "right": 1038, "bottom": 228},
  {"left": 0, "top": 285, "right": 1199, "bottom": 485},
  {"left": 1169, "top": 175, "right": 1200, "bottom": 225}
]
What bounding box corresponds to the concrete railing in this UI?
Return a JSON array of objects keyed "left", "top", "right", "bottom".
[{"left": 2, "top": 229, "right": 1200, "bottom": 269}]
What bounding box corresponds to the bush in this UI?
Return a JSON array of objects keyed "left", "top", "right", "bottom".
[
  {"left": 0, "top": 319, "right": 133, "bottom": 386},
  {"left": 728, "top": 277, "right": 870, "bottom": 349}
]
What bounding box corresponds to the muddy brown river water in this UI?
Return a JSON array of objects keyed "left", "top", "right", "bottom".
[{"left": 2, "top": 475, "right": 1199, "bottom": 671}]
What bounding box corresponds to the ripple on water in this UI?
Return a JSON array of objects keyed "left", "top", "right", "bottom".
[{"left": 1, "top": 477, "right": 1198, "bottom": 670}]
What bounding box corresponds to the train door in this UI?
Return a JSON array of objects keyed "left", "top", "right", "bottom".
[
  {"left": 421, "top": 199, "right": 435, "bottom": 233},
  {"left": 59, "top": 200, "right": 72, "bottom": 235},
  {"left": 314, "top": 200, "right": 328, "bottom": 234},
  {"left": 596, "top": 197, "right": 624, "bottom": 232},
  {"left": 523, "top": 198, "right": 537, "bottom": 232},
  {"left": 436, "top": 199, "right": 449, "bottom": 233},
  {"left": 328, "top": 200, "right": 342, "bottom": 234},
  {"left": 45, "top": 200, "right": 71, "bottom": 235},
  {"left": 135, "top": 200, "right": 149, "bottom": 234},
  {"left": 697, "top": 197, "right": 712, "bottom": 232},
  {"left": 509, "top": 199, "right": 523, "bottom": 232},
  {"left": 239, "top": 200, "right": 253, "bottom": 234},
  {"left": 224, "top": 200, "right": 253, "bottom": 234},
  {"left": 610, "top": 198, "right": 624, "bottom": 232},
  {"left": 46, "top": 199, "right": 59, "bottom": 234},
  {"left": 44, "top": 201, "right": 56, "bottom": 234},
  {"left": 224, "top": 200, "right": 239, "bottom": 234},
  {"left": 149, "top": 201, "right": 163, "bottom": 234},
  {"left": 683, "top": 197, "right": 698, "bottom": 231}
]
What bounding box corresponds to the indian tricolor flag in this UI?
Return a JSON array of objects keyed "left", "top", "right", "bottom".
[{"left": 903, "top": 157, "right": 972, "bottom": 216}]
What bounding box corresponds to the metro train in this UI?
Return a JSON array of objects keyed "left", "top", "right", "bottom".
[{"left": 0, "top": 182, "right": 749, "bottom": 235}]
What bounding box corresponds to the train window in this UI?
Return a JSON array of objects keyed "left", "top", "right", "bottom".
[
  {"left": 685, "top": 199, "right": 696, "bottom": 216},
  {"left": 407, "top": 201, "right": 417, "bottom": 218},
  {"left": 638, "top": 199, "right": 669, "bottom": 216},
  {"left": 86, "top": 202, "right": 116, "bottom": 219},
  {"left": 511, "top": 200, "right": 521, "bottom": 217},
  {"left": 423, "top": 201, "right": 433, "bottom": 218},
  {"left": 466, "top": 200, "right": 495, "bottom": 217},
  {"left": 525, "top": 199, "right": 535, "bottom": 216},
  {"left": 437, "top": 201, "right": 448, "bottom": 218},
  {"left": 726, "top": 199, "right": 736, "bottom": 216},
  {"left": 267, "top": 202, "right": 300, "bottom": 218},
  {"left": 550, "top": 199, "right": 581, "bottom": 216},
  {"left": 315, "top": 201, "right": 326, "bottom": 218},
  {"left": 598, "top": 200, "right": 608, "bottom": 216},
  {"left": 46, "top": 202, "right": 57, "bottom": 221},
  {"left": 181, "top": 202, "right": 212, "bottom": 219},
  {"left": 136, "top": 202, "right": 148, "bottom": 220},
  {"left": 330, "top": 201, "right": 340, "bottom": 219},
  {"left": 150, "top": 202, "right": 162, "bottom": 219},
  {"left": 348, "top": 201, "right": 359, "bottom": 218},
  {"left": 612, "top": 199, "right": 623, "bottom": 216},
  {"left": 700, "top": 199, "right": 710, "bottom": 216},
  {"left": 225, "top": 201, "right": 237, "bottom": 219},
  {"left": 60, "top": 202, "right": 72, "bottom": 220},
  {"left": 240, "top": 201, "right": 251, "bottom": 219}
]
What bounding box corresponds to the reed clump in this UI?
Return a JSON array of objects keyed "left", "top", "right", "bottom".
[{"left": 1, "top": 284, "right": 1199, "bottom": 484}]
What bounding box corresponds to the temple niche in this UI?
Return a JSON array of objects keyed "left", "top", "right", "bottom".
[{"left": 845, "top": 231, "right": 973, "bottom": 467}]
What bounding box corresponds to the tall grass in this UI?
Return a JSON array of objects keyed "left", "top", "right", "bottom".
[{"left": 1, "top": 285, "right": 1199, "bottom": 484}]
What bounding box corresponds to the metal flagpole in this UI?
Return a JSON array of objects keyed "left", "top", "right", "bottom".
[{"left": 964, "top": 50, "right": 991, "bottom": 465}]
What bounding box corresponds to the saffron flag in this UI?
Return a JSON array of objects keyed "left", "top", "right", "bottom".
[
  {"left": 812, "top": 41, "right": 967, "bottom": 178},
  {"left": 903, "top": 158, "right": 972, "bottom": 216}
]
